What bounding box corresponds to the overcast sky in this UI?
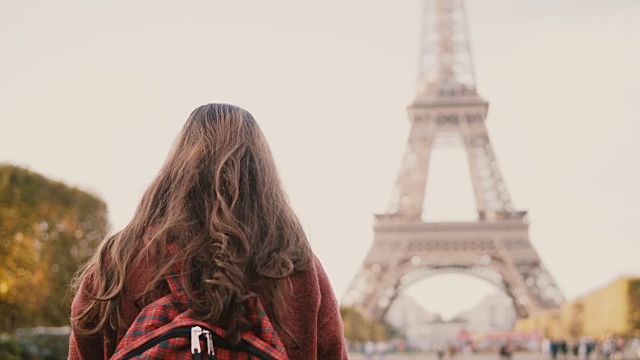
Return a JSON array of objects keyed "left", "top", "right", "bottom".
[{"left": 1, "top": 0, "right": 639, "bottom": 319}]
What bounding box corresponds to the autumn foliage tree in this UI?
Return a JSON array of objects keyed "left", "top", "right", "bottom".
[
  {"left": 0, "top": 164, "right": 109, "bottom": 332},
  {"left": 340, "top": 306, "right": 402, "bottom": 343}
]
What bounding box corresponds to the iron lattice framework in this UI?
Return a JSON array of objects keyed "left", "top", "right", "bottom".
[{"left": 343, "top": 0, "right": 564, "bottom": 321}]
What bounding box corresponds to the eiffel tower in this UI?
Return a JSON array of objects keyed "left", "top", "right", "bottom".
[{"left": 343, "top": 0, "right": 564, "bottom": 321}]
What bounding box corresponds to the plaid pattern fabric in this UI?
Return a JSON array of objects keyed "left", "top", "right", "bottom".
[{"left": 110, "top": 251, "right": 288, "bottom": 360}]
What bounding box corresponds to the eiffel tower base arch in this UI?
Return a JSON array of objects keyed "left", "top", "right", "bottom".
[{"left": 343, "top": 214, "right": 564, "bottom": 321}]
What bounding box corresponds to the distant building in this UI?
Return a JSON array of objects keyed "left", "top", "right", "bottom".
[
  {"left": 397, "top": 315, "right": 469, "bottom": 352},
  {"left": 582, "top": 276, "right": 640, "bottom": 337},
  {"left": 421, "top": 316, "right": 468, "bottom": 351},
  {"left": 516, "top": 276, "right": 640, "bottom": 339},
  {"left": 385, "top": 295, "right": 436, "bottom": 330},
  {"left": 385, "top": 292, "right": 519, "bottom": 351},
  {"left": 385, "top": 295, "right": 437, "bottom": 350},
  {"left": 385, "top": 296, "right": 469, "bottom": 351},
  {"left": 455, "top": 292, "right": 516, "bottom": 333}
]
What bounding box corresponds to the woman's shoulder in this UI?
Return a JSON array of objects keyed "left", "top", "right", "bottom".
[
  {"left": 289, "top": 254, "right": 330, "bottom": 286},
  {"left": 287, "top": 254, "right": 338, "bottom": 306}
]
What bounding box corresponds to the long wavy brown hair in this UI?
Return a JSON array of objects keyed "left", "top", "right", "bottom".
[{"left": 71, "top": 103, "right": 313, "bottom": 345}]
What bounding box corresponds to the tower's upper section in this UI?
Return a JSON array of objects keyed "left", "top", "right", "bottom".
[{"left": 417, "top": 0, "right": 477, "bottom": 99}]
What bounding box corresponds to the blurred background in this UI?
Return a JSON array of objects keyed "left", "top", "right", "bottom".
[{"left": 1, "top": 0, "right": 639, "bottom": 358}]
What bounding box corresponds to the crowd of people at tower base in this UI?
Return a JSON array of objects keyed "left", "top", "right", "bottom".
[
  {"left": 540, "top": 336, "right": 639, "bottom": 359},
  {"left": 349, "top": 335, "right": 640, "bottom": 359},
  {"left": 436, "top": 344, "right": 459, "bottom": 360}
]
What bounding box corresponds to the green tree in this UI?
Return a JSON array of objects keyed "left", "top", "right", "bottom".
[{"left": 0, "top": 164, "right": 109, "bottom": 332}]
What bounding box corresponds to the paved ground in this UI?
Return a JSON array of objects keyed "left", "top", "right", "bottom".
[{"left": 349, "top": 353, "right": 543, "bottom": 360}]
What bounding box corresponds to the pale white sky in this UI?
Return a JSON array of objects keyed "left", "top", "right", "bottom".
[{"left": 1, "top": 0, "right": 639, "bottom": 319}]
